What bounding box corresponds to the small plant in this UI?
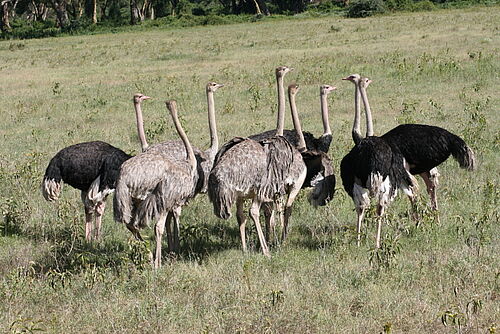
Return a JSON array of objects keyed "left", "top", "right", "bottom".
[
  {"left": 270, "top": 289, "right": 284, "bottom": 307},
  {"left": 52, "top": 82, "right": 62, "bottom": 95},
  {"left": 10, "top": 317, "right": 45, "bottom": 333},
  {"left": 369, "top": 233, "right": 401, "bottom": 270}
]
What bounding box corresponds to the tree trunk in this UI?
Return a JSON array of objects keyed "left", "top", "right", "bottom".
[
  {"left": 92, "top": 0, "right": 97, "bottom": 23},
  {"left": 0, "top": 0, "right": 11, "bottom": 32},
  {"left": 256, "top": 0, "right": 269, "bottom": 15},
  {"left": 130, "top": 0, "right": 139, "bottom": 24},
  {"left": 52, "top": 0, "right": 70, "bottom": 28}
]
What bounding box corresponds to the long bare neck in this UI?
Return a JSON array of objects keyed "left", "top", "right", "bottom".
[
  {"left": 289, "top": 91, "right": 306, "bottom": 151},
  {"left": 320, "top": 92, "right": 332, "bottom": 137},
  {"left": 276, "top": 74, "right": 286, "bottom": 135},
  {"left": 169, "top": 105, "right": 196, "bottom": 172},
  {"left": 206, "top": 89, "right": 218, "bottom": 162},
  {"left": 352, "top": 83, "right": 363, "bottom": 145},
  {"left": 134, "top": 101, "right": 149, "bottom": 152},
  {"left": 359, "top": 84, "right": 374, "bottom": 137}
]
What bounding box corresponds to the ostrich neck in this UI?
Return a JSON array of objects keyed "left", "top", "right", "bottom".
[
  {"left": 360, "top": 85, "right": 374, "bottom": 137},
  {"left": 289, "top": 91, "right": 306, "bottom": 151},
  {"left": 170, "top": 110, "right": 197, "bottom": 172},
  {"left": 276, "top": 75, "right": 286, "bottom": 136},
  {"left": 134, "top": 102, "right": 149, "bottom": 152},
  {"left": 352, "top": 84, "right": 363, "bottom": 145},
  {"left": 320, "top": 92, "right": 332, "bottom": 139},
  {"left": 320, "top": 93, "right": 332, "bottom": 136},
  {"left": 206, "top": 90, "right": 218, "bottom": 162}
]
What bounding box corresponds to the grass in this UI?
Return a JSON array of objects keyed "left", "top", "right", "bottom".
[{"left": 1, "top": 5, "right": 499, "bottom": 333}]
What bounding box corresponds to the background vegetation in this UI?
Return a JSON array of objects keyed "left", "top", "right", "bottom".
[
  {"left": 1, "top": 5, "right": 499, "bottom": 333},
  {"left": 1, "top": 0, "right": 498, "bottom": 39}
]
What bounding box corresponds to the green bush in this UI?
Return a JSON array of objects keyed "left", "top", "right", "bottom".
[
  {"left": 346, "top": 0, "right": 386, "bottom": 17},
  {"left": 412, "top": 0, "right": 437, "bottom": 11},
  {"left": 2, "top": 19, "right": 60, "bottom": 39}
]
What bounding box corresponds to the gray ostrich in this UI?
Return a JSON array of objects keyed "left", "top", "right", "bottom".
[
  {"left": 132, "top": 82, "right": 223, "bottom": 251},
  {"left": 208, "top": 84, "right": 307, "bottom": 257},
  {"left": 41, "top": 93, "right": 150, "bottom": 241},
  {"left": 249, "top": 68, "right": 337, "bottom": 212},
  {"left": 114, "top": 100, "right": 197, "bottom": 268}
]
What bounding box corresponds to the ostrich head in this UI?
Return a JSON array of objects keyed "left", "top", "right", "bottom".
[
  {"left": 165, "top": 100, "right": 177, "bottom": 116},
  {"left": 320, "top": 85, "right": 336, "bottom": 95},
  {"left": 206, "top": 82, "right": 224, "bottom": 93},
  {"left": 133, "top": 93, "right": 151, "bottom": 104},
  {"left": 276, "top": 66, "right": 294, "bottom": 78},
  {"left": 288, "top": 83, "right": 300, "bottom": 95},
  {"left": 342, "top": 73, "right": 361, "bottom": 84},
  {"left": 358, "top": 77, "right": 372, "bottom": 89}
]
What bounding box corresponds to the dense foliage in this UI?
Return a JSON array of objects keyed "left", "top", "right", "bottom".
[{"left": 0, "top": 0, "right": 496, "bottom": 39}]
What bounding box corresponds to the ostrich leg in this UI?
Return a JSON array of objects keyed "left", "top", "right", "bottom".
[
  {"left": 82, "top": 191, "right": 94, "bottom": 241},
  {"left": 94, "top": 201, "right": 106, "bottom": 240},
  {"left": 249, "top": 199, "right": 270, "bottom": 257},
  {"left": 171, "top": 206, "right": 182, "bottom": 252},
  {"left": 236, "top": 198, "right": 248, "bottom": 252},
  {"left": 154, "top": 213, "right": 167, "bottom": 269}
]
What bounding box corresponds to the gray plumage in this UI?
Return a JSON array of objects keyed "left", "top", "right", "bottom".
[
  {"left": 248, "top": 81, "right": 337, "bottom": 209},
  {"left": 113, "top": 100, "right": 197, "bottom": 268},
  {"left": 208, "top": 80, "right": 308, "bottom": 255}
]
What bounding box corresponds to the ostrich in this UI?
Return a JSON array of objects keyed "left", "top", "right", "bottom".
[
  {"left": 208, "top": 84, "right": 308, "bottom": 257},
  {"left": 113, "top": 100, "right": 197, "bottom": 268},
  {"left": 133, "top": 82, "right": 223, "bottom": 252},
  {"left": 340, "top": 76, "right": 418, "bottom": 248},
  {"left": 41, "top": 94, "right": 150, "bottom": 241},
  {"left": 249, "top": 67, "right": 336, "bottom": 211},
  {"left": 353, "top": 75, "right": 476, "bottom": 214}
]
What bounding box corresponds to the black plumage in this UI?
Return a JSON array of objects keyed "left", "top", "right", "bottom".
[
  {"left": 381, "top": 124, "right": 475, "bottom": 174},
  {"left": 340, "top": 76, "right": 417, "bottom": 248},
  {"left": 43, "top": 141, "right": 130, "bottom": 193},
  {"left": 42, "top": 140, "right": 131, "bottom": 241}
]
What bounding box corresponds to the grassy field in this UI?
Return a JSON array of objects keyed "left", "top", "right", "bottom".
[{"left": 1, "top": 5, "right": 499, "bottom": 333}]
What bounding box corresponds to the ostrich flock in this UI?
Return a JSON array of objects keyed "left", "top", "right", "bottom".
[{"left": 41, "top": 67, "right": 476, "bottom": 268}]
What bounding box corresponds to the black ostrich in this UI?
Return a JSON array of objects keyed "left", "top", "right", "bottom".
[
  {"left": 381, "top": 124, "right": 475, "bottom": 213},
  {"left": 355, "top": 77, "right": 476, "bottom": 214},
  {"left": 340, "top": 75, "right": 418, "bottom": 248},
  {"left": 41, "top": 94, "right": 149, "bottom": 241}
]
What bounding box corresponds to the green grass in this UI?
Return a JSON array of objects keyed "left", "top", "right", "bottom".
[{"left": 1, "top": 5, "right": 499, "bottom": 333}]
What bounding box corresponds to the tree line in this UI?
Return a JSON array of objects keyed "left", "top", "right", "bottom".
[{"left": 0, "top": 0, "right": 492, "bottom": 38}]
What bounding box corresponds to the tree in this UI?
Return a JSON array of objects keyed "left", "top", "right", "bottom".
[
  {"left": 51, "top": 0, "right": 70, "bottom": 27},
  {"left": 1, "top": 0, "right": 13, "bottom": 32}
]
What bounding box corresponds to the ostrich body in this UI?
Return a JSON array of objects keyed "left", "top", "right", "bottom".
[
  {"left": 352, "top": 75, "right": 476, "bottom": 212},
  {"left": 248, "top": 69, "right": 336, "bottom": 208},
  {"left": 381, "top": 124, "right": 475, "bottom": 211},
  {"left": 340, "top": 76, "right": 417, "bottom": 248},
  {"left": 208, "top": 82, "right": 307, "bottom": 257},
  {"left": 130, "top": 82, "right": 223, "bottom": 252},
  {"left": 40, "top": 94, "right": 150, "bottom": 241},
  {"left": 113, "top": 100, "right": 197, "bottom": 268}
]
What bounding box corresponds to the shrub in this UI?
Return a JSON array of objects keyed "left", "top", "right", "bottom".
[
  {"left": 412, "top": 0, "right": 437, "bottom": 11},
  {"left": 346, "top": 0, "right": 386, "bottom": 18}
]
